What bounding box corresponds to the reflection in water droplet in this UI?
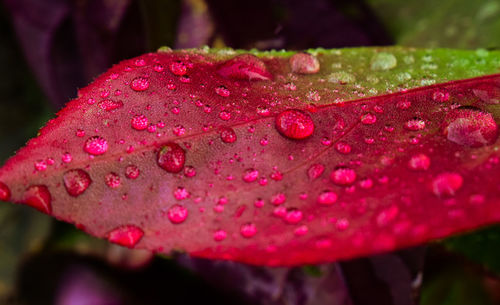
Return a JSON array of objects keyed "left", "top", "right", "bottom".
[
  {"left": 432, "top": 172, "right": 463, "bottom": 198},
  {"left": 63, "top": 169, "right": 92, "bottom": 196},
  {"left": 107, "top": 225, "right": 144, "bottom": 248},
  {"left": 275, "top": 109, "right": 314, "bottom": 140},
  {"left": 443, "top": 106, "right": 498, "bottom": 147},
  {"left": 157, "top": 143, "right": 186, "bottom": 173},
  {"left": 24, "top": 185, "right": 52, "bottom": 214},
  {"left": 289, "top": 52, "right": 320, "bottom": 74},
  {"left": 84, "top": 136, "right": 108, "bottom": 155},
  {"left": 167, "top": 204, "right": 188, "bottom": 224}
]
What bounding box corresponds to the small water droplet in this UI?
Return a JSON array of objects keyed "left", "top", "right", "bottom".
[
  {"left": 131, "top": 114, "right": 149, "bottom": 130},
  {"left": 275, "top": 109, "right": 314, "bottom": 139},
  {"left": 173, "top": 187, "right": 190, "bottom": 200},
  {"left": 34, "top": 159, "right": 47, "bottom": 171},
  {"left": 215, "top": 85, "right": 230, "bottom": 97},
  {"left": 271, "top": 193, "right": 286, "bottom": 205},
  {"left": 331, "top": 167, "right": 356, "bottom": 185},
  {"left": 370, "top": 52, "right": 397, "bottom": 71},
  {"left": 213, "top": 230, "right": 227, "bottom": 241},
  {"left": 396, "top": 99, "right": 411, "bottom": 110},
  {"left": 157, "top": 142, "right": 186, "bottom": 173},
  {"left": 404, "top": 118, "right": 426, "bottom": 131},
  {"left": 408, "top": 153, "right": 431, "bottom": 170},
  {"left": 284, "top": 208, "right": 303, "bottom": 224},
  {"left": 242, "top": 168, "right": 259, "bottom": 182},
  {"left": 307, "top": 163, "right": 324, "bottom": 180},
  {"left": 105, "top": 172, "right": 121, "bottom": 188},
  {"left": 219, "top": 111, "right": 232, "bottom": 121},
  {"left": 294, "top": 225, "right": 308, "bottom": 236},
  {"left": 240, "top": 223, "right": 257, "bottom": 238},
  {"left": 432, "top": 172, "right": 463, "bottom": 198},
  {"left": 360, "top": 112, "right": 377, "bottom": 125},
  {"left": 125, "top": 165, "right": 140, "bottom": 179},
  {"left": 98, "top": 99, "right": 124, "bottom": 111},
  {"left": 167, "top": 204, "right": 188, "bottom": 224},
  {"left": 0, "top": 182, "right": 11, "bottom": 201},
  {"left": 220, "top": 127, "right": 237, "bottom": 143},
  {"left": 130, "top": 77, "right": 150, "bottom": 91},
  {"left": 432, "top": 90, "right": 450, "bottom": 102},
  {"left": 289, "top": 52, "right": 320, "bottom": 74},
  {"left": 63, "top": 169, "right": 92, "bottom": 196},
  {"left": 24, "top": 185, "right": 52, "bottom": 214},
  {"left": 317, "top": 190, "right": 338, "bottom": 205},
  {"left": 84, "top": 136, "right": 108, "bottom": 155},
  {"left": 217, "top": 54, "right": 272, "bottom": 80},
  {"left": 106, "top": 225, "right": 144, "bottom": 248},
  {"left": 328, "top": 71, "right": 356, "bottom": 84},
  {"left": 170, "top": 61, "right": 187, "bottom": 76},
  {"left": 443, "top": 106, "right": 498, "bottom": 147},
  {"left": 334, "top": 141, "right": 352, "bottom": 154},
  {"left": 173, "top": 124, "right": 186, "bottom": 136},
  {"left": 61, "top": 152, "right": 73, "bottom": 163},
  {"left": 184, "top": 166, "right": 196, "bottom": 177}
]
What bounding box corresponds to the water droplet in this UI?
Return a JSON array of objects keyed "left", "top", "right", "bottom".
[
  {"left": 34, "top": 160, "right": 47, "bottom": 171},
  {"left": 284, "top": 208, "right": 303, "bottom": 224},
  {"left": 106, "top": 225, "right": 144, "bottom": 248},
  {"left": 63, "top": 169, "right": 92, "bottom": 196},
  {"left": 242, "top": 168, "right": 259, "bottom": 182},
  {"left": 275, "top": 109, "right": 314, "bottom": 139},
  {"left": 240, "top": 223, "right": 257, "bottom": 238},
  {"left": 220, "top": 127, "right": 237, "bottom": 143},
  {"left": 98, "top": 99, "right": 124, "bottom": 111},
  {"left": 130, "top": 77, "right": 150, "bottom": 91},
  {"left": 294, "top": 225, "right": 308, "bottom": 236},
  {"left": 61, "top": 152, "right": 72, "bottom": 163},
  {"left": 396, "top": 99, "right": 411, "bottom": 110},
  {"left": 170, "top": 61, "right": 187, "bottom": 76},
  {"left": 167, "top": 204, "right": 188, "bottom": 224},
  {"left": 271, "top": 193, "right": 286, "bottom": 205},
  {"left": 289, "top": 52, "right": 320, "bottom": 74},
  {"left": 317, "top": 190, "right": 338, "bottom": 205},
  {"left": 173, "top": 124, "right": 186, "bottom": 136},
  {"left": 432, "top": 90, "right": 450, "bottom": 102},
  {"left": 334, "top": 141, "right": 352, "bottom": 154},
  {"left": 359, "top": 178, "right": 373, "bottom": 189},
  {"left": 213, "top": 230, "right": 227, "bottom": 241},
  {"left": 432, "top": 172, "right": 463, "bottom": 198},
  {"left": 0, "top": 182, "right": 11, "bottom": 201},
  {"left": 131, "top": 115, "right": 148, "bottom": 130},
  {"left": 370, "top": 52, "right": 397, "bottom": 71},
  {"left": 24, "top": 185, "right": 52, "bottom": 214},
  {"left": 408, "top": 153, "right": 431, "bottom": 171},
  {"left": 404, "top": 118, "right": 426, "bottom": 131},
  {"left": 184, "top": 166, "right": 196, "bottom": 177},
  {"left": 157, "top": 142, "right": 186, "bottom": 173},
  {"left": 443, "top": 106, "right": 498, "bottom": 147},
  {"left": 173, "top": 187, "right": 190, "bottom": 200},
  {"left": 125, "top": 165, "right": 140, "bottom": 179},
  {"left": 215, "top": 85, "right": 230, "bottom": 97},
  {"left": 472, "top": 83, "right": 500, "bottom": 104},
  {"left": 217, "top": 54, "right": 272, "bottom": 80},
  {"left": 307, "top": 163, "right": 324, "bottom": 180},
  {"left": 360, "top": 112, "right": 377, "bottom": 125},
  {"left": 84, "top": 136, "right": 108, "bottom": 155},
  {"left": 105, "top": 172, "right": 121, "bottom": 188},
  {"left": 328, "top": 71, "right": 356, "bottom": 84},
  {"left": 331, "top": 167, "right": 356, "bottom": 185},
  {"left": 219, "top": 111, "right": 232, "bottom": 121}
]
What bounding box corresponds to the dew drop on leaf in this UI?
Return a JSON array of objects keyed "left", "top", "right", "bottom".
[
  {"left": 157, "top": 143, "right": 186, "bottom": 173},
  {"left": 105, "top": 172, "right": 121, "bottom": 188},
  {"left": 370, "top": 52, "right": 397, "bottom": 71},
  {"left": 63, "top": 169, "right": 92, "bottom": 197},
  {"left": 240, "top": 223, "right": 257, "bottom": 238},
  {"left": 130, "top": 77, "right": 150, "bottom": 91},
  {"left": 307, "top": 163, "right": 325, "bottom": 180},
  {"left": 408, "top": 153, "right": 431, "bottom": 171},
  {"left": 404, "top": 118, "right": 426, "bottom": 131},
  {"left": 213, "top": 229, "right": 227, "bottom": 241},
  {"left": 84, "top": 136, "right": 108, "bottom": 155},
  {"left": 317, "top": 190, "right": 338, "bottom": 205},
  {"left": 98, "top": 99, "right": 124, "bottom": 111},
  {"left": 220, "top": 127, "right": 237, "bottom": 143},
  {"left": 242, "top": 168, "right": 259, "bottom": 182},
  {"left": 275, "top": 109, "right": 314, "bottom": 139},
  {"left": 432, "top": 173, "right": 463, "bottom": 198},
  {"left": 167, "top": 204, "right": 188, "bottom": 224},
  {"left": 334, "top": 141, "right": 352, "bottom": 154},
  {"left": 442, "top": 106, "right": 498, "bottom": 147},
  {"left": 330, "top": 167, "right": 356, "bottom": 185},
  {"left": 284, "top": 208, "right": 303, "bottom": 224},
  {"left": 170, "top": 61, "right": 187, "bottom": 76},
  {"left": 289, "top": 52, "right": 320, "bottom": 74},
  {"left": 106, "top": 225, "right": 144, "bottom": 248},
  {"left": 0, "top": 181, "right": 11, "bottom": 201},
  {"left": 216, "top": 54, "right": 272, "bottom": 81},
  {"left": 360, "top": 112, "right": 377, "bottom": 125},
  {"left": 131, "top": 115, "right": 149, "bottom": 130},
  {"left": 125, "top": 165, "right": 140, "bottom": 179},
  {"left": 23, "top": 185, "right": 52, "bottom": 214},
  {"left": 215, "top": 85, "right": 230, "bottom": 97}
]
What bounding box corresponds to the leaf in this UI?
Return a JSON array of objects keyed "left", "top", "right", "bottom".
[{"left": 0, "top": 47, "right": 499, "bottom": 266}]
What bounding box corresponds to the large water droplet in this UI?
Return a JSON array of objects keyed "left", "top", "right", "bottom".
[
  {"left": 84, "top": 136, "right": 108, "bottom": 155},
  {"left": 24, "top": 185, "right": 52, "bottom": 214},
  {"left": 106, "top": 225, "right": 144, "bottom": 248},
  {"left": 217, "top": 54, "right": 272, "bottom": 80},
  {"left": 130, "top": 77, "right": 150, "bottom": 91},
  {"left": 0, "top": 181, "right": 11, "bottom": 201},
  {"left": 370, "top": 52, "right": 397, "bottom": 71},
  {"left": 289, "top": 52, "right": 320, "bottom": 74},
  {"left": 330, "top": 167, "right": 356, "bottom": 185},
  {"left": 63, "top": 169, "right": 92, "bottom": 196},
  {"left": 167, "top": 204, "right": 188, "bottom": 224},
  {"left": 240, "top": 223, "right": 257, "bottom": 238},
  {"left": 275, "top": 109, "right": 314, "bottom": 139},
  {"left": 432, "top": 172, "right": 463, "bottom": 198},
  {"left": 220, "top": 127, "right": 237, "bottom": 143},
  {"left": 131, "top": 115, "right": 149, "bottom": 130},
  {"left": 443, "top": 106, "right": 498, "bottom": 147},
  {"left": 157, "top": 142, "right": 186, "bottom": 173},
  {"left": 170, "top": 61, "right": 187, "bottom": 76}
]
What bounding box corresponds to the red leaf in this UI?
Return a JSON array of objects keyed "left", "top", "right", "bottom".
[{"left": 0, "top": 50, "right": 499, "bottom": 266}]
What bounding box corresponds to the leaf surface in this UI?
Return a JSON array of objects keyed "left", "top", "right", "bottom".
[{"left": 0, "top": 47, "right": 499, "bottom": 266}]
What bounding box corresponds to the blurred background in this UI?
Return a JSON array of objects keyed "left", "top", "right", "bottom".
[{"left": 0, "top": 0, "right": 499, "bottom": 304}]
